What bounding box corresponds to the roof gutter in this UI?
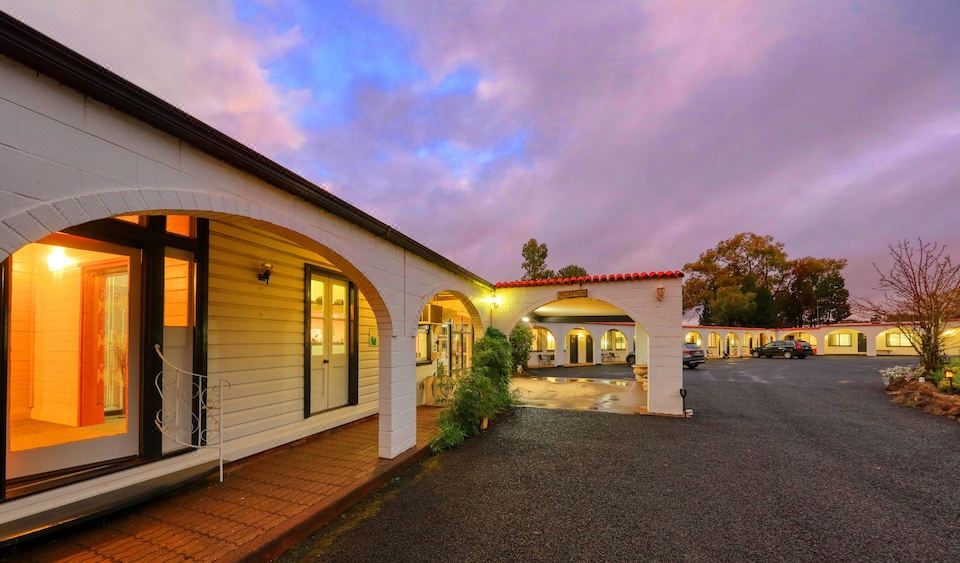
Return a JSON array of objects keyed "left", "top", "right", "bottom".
[{"left": 0, "top": 12, "right": 494, "bottom": 289}]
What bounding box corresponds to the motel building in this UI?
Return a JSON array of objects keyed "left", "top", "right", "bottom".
[
  {"left": 0, "top": 16, "right": 686, "bottom": 542},
  {"left": 677, "top": 323, "right": 960, "bottom": 359}
]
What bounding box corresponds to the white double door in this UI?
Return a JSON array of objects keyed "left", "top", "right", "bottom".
[{"left": 308, "top": 272, "right": 350, "bottom": 414}]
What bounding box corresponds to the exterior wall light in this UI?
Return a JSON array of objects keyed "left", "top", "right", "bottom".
[
  {"left": 656, "top": 283, "right": 665, "bottom": 302},
  {"left": 946, "top": 369, "right": 955, "bottom": 390},
  {"left": 257, "top": 262, "right": 274, "bottom": 284},
  {"left": 522, "top": 316, "right": 530, "bottom": 323}
]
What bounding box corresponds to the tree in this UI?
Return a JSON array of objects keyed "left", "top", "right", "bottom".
[
  {"left": 521, "top": 239, "right": 550, "bottom": 280},
  {"left": 557, "top": 264, "right": 588, "bottom": 278},
  {"left": 859, "top": 239, "right": 960, "bottom": 374},
  {"left": 520, "top": 239, "right": 584, "bottom": 280},
  {"left": 684, "top": 233, "right": 850, "bottom": 328},
  {"left": 509, "top": 323, "right": 533, "bottom": 371}
]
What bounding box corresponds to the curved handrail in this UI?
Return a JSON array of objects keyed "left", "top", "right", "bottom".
[{"left": 153, "top": 344, "right": 231, "bottom": 481}]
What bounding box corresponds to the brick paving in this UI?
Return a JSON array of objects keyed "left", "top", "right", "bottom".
[{"left": 5, "top": 408, "right": 441, "bottom": 562}]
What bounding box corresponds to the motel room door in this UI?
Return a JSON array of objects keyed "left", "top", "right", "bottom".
[
  {"left": 569, "top": 334, "right": 579, "bottom": 364},
  {"left": 307, "top": 268, "right": 350, "bottom": 415}
]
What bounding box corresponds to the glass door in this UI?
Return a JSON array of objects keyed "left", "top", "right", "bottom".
[{"left": 306, "top": 268, "right": 351, "bottom": 415}]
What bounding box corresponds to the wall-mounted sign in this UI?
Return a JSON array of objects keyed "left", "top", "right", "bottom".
[
  {"left": 368, "top": 327, "right": 379, "bottom": 348},
  {"left": 557, "top": 289, "right": 588, "bottom": 300}
]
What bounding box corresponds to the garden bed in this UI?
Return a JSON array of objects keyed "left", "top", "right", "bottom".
[{"left": 886, "top": 378, "right": 960, "bottom": 421}]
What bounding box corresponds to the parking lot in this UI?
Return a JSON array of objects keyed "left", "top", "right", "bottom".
[{"left": 283, "top": 356, "right": 960, "bottom": 561}]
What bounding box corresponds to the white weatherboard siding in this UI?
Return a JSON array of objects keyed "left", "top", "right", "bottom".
[{"left": 206, "top": 220, "right": 380, "bottom": 459}]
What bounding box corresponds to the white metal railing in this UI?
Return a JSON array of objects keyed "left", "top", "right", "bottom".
[{"left": 154, "top": 344, "right": 231, "bottom": 481}]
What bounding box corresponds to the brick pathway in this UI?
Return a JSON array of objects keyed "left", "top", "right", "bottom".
[{"left": 7, "top": 408, "right": 441, "bottom": 562}]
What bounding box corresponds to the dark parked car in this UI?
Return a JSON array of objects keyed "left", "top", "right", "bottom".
[
  {"left": 626, "top": 343, "right": 705, "bottom": 369},
  {"left": 751, "top": 340, "right": 813, "bottom": 359}
]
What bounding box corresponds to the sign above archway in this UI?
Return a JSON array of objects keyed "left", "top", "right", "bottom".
[{"left": 557, "top": 289, "right": 588, "bottom": 300}]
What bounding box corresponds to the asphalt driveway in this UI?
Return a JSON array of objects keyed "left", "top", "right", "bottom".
[{"left": 282, "top": 357, "right": 960, "bottom": 562}]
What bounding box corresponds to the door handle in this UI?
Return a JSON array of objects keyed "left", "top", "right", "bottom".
[{"left": 323, "top": 359, "right": 330, "bottom": 364}]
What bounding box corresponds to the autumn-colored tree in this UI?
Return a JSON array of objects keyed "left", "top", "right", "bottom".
[
  {"left": 684, "top": 233, "right": 850, "bottom": 328},
  {"left": 858, "top": 239, "right": 960, "bottom": 374}
]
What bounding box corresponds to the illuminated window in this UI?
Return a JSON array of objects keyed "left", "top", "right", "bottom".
[
  {"left": 828, "top": 333, "right": 852, "bottom": 347},
  {"left": 601, "top": 330, "right": 627, "bottom": 351},
  {"left": 115, "top": 215, "right": 143, "bottom": 225},
  {"left": 165, "top": 215, "right": 195, "bottom": 237},
  {"left": 417, "top": 325, "right": 431, "bottom": 364},
  {"left": 886, "top": 332, "right": 912, "bottom": 347},
  {"left": 6, "top": 238, "right": 140, "bottom": 478}
]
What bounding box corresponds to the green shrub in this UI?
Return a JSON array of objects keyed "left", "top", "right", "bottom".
[
  {"left": 428, "top": 328, "right": 517, "bottom": 453},
  {"left": 509, "top": 324, "right": 533, "bottom": 372},
  {"left": 472, "top": 327, "right": 513, "bottom": 387},
  {"left": 937, "top": 377, "right": 960, "bottom": 395}
]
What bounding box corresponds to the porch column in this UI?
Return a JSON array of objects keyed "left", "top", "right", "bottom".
[
  {"left": 554, "top": 326, "right": 566, "bottom": 367},
  {"left": 865, "top": 331, "right": 878, "bottom": 357},
  {"left": 647, "top": 325, "right": 684, "bottom": 415},
  {"left": 592, "top": 329, "right": 602, "bottom": 364},
  {"left": 634, "top": 324, "right": 650, "bottom": 366},
  {"left": 378, "top": 328, "right": 417, "bottom": 459}
]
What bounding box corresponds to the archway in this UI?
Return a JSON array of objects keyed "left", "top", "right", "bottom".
[
  {"left": 725, "top": 332, "right": 740, "bottom": 358},
  {"left": 600, "top": 329, "right": 629, "bottom": 364},
  {"left": 0, "top": 208, "right": 418, "bottom": 496},
  {"left": 565, "top": 327, "right": 595, "bottom": 366},
  {"left": 875, "top": 328, "right": 916, "bottom": 357},
  {"left": 529, "top": 325, "right": 558, "bottom": 368},
  {"left": 684, "top": 331, "right": 703, "bottom": 347},
  {"left": 706, "top": 332, "right": 722, "bottom": 358},
  {"left": 742, "top": 332, "right": 755, "bottom": 354},
  {"left": 823, "top": 328, "right": 865, "bottom": 355},
  {"left": 416, "top": 290, "right": 484, "bottom": 405}
]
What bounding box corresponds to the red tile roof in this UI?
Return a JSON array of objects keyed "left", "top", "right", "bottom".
[{"left": 494, "top": 271, "right": 683, "bottom": 288}]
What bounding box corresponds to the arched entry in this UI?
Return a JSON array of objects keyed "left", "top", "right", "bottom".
[
  {"left": 566, "top": 328, "right": 595, "bottom": 365},
  {"left": 823, "top": 328, "right": 864, "bottom": 354},
  {"left": 875, "top": 328, "right": 915, "bottom": 356},
  {"left": 416, "top": 290, "right": 484, "bottom": 404},
  {"left": 725, "top": 332, "right": 740, "bottom": 358},
  {"left": 706, "top": 332, "right": 722, "bottom": 358},
  {"left": 600, "top": 329, "right": 628, "bottom": 363},
  {"left": 529, "top": 325, "right": 558, "bottom": 367},
  {"left": 0, "top": 209, "right": 406, "bottom": 495},
  {"left": 685, "top": 331, "right": 703, "bottom": 347},
  {"left": 743, "top": 332, "right": 755, "bottom": 354}
]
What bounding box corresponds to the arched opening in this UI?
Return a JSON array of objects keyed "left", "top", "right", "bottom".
[
  {"left": 416, "top": 291, "right": 484, "bottom": 405},
  {"left": 564, "top": 328, "right": 595, "bottom": 366},
  {"left": 742, "top": 332, "right": 755, "bottom": 354},
  {"left": 725, "top": 332, "right": 740, "bottom": 358},
  {"left": 823, "top": 328, "right": 865, "bottom": 355},
  {"left": 875, "top": 328, "right": 917, "bottom": 357},
  {"left": 684, "top": 331, "right": 703, "bottom": 347},
  {"left": 783, "top": 331, "right": 819, "bottom": 353},
  {"left": 706, "top": 332, "right": 722, "bottom": 358},
  {"left": 528, "top": 325, "right": 558, "bottom": 368},
  {"left": 600, "top": 329, "right": 628, "bottom": 364},
  {"left": 1, "top": 210, "right": 398, "bottom": 496}
]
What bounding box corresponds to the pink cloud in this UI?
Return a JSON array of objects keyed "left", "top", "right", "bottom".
[{"left": 0, "top": 0, "right": 309, "bottom": 154}]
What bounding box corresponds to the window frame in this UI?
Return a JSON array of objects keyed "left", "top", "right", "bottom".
[
  {"left": 416, "top": 324, "right": 433, "bottom": 365},
  {"left": 886, "top": 332, "right": 912, "bottom": 347}
]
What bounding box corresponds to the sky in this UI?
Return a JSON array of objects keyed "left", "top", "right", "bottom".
[{"left": 2, "top": 0, "right": 959, "bottom": 297}]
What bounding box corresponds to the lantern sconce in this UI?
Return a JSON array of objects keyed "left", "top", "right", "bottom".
[
  {"left": 257, "top": 262, "right": 274, "bottom": 284},
  {"left": 946, "top": 368, "right": 956, "bottom": 390},
  {"left": 656, "top": 283, "right": 665, "bottom": 302}
]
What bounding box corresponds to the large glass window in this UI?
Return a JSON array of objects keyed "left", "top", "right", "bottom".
[
  {"left": 6, "top": 236, "right": 141, "bottom": 479},
  {"left": 416, "top": 325, "right": 431, "bottom": 364},
  {"left": 601, "top": 330, "right": 627, "bottom": 351},
  {"left": 886, "top": 332, "right": 912, "bottom": 347},
  {"left": 828, "top": 333, "right": 853, "bottom": 347}
]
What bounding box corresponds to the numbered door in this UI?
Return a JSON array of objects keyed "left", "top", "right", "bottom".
[{"left": 307, "top": 270, "right": 350, "bottom": 415}]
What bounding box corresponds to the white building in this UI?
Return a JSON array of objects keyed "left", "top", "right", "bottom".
[{"left": 0, "top": 16, "right": 685, "bottom": 540}]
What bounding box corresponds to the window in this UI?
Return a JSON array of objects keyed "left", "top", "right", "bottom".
[
  {"left": 531, "top": 328, "right": 555, "bottom": 352},
  {"left": 601, "top": 330, "right": 627, "bottom": 351},
  {"left": 531, "top": 328, "right": 542, "bottom": 352},
  {"left": 165, "top": 215, "right": 195, "bottom": 238},
  {"left": 886, "top": 332, "right": 912, "bottom": 347},
  {"left": 416, "top": 324, "right": 431, "bottom": 364},
  {"left": 827, "top": 333, "right": 852, "bottom": 347},
  {"left": 545, "top": 331, "right": 555, "bottom": 351}
]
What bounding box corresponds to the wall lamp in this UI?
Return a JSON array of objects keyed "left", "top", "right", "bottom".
[
  {"left": 656, "top": 283, "right": 665, "bottom": 302},
  {"left": 257, "top": 262, "right": 274, "bottom": 284}
]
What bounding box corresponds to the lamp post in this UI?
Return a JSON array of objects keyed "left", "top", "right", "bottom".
[{"left": 946, "top": 368, "right": 955, "bottom": 391}]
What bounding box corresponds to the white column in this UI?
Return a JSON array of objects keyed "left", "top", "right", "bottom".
[
  {"left": 865, "top": 331, "right": 878, "bottom": 357},
  {"left": 646, "top": 325, "right": 683, "bottom": 415},
  {"left": 592, "top": 329, "right": 602, "bottom": 364},
  {"left": 378, "top": 328, "right": 417, "bottom": 459},
  {"left": 634, "top": 324, "right": 650, "bottom": 366}
]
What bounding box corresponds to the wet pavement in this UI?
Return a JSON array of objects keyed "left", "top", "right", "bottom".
[
  {"left": 281, "top": 357, "right": 960, "bottom": 562},
  {"left": 511, "top": 375, "right": 647, "bottom": 414},
  {"left": 525, "top": 363, "right": 636, "bottom": 380}
]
